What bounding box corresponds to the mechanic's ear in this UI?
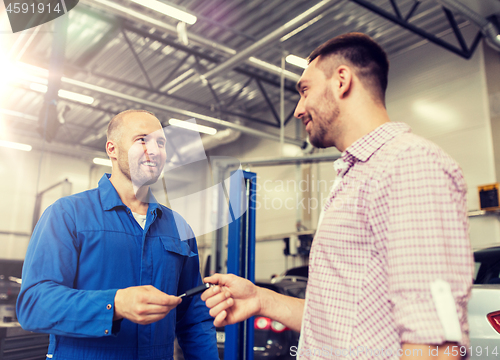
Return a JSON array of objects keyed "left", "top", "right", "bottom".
[{"left": 106, "top": 140, "right": 117, "bottom": 161}]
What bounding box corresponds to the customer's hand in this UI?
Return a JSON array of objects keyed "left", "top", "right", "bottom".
[
  {"left": 114, "top": 285, "right": 181, "bottom": 325},
  {"left": 201, "top": 274, "right": 261, "bottom": 327}
]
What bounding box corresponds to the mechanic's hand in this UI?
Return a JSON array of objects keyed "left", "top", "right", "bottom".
[
  {"left": 114, "top": 285, "right": 181, "bottom": 325},
  {"left": 201, "top": 274, "right": 261, "bottom": 327}
]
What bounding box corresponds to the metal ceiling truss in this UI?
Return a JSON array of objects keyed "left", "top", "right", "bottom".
[
  {"left": 255, "top": 79, "right": 281, "bottom": 126},
  {"left": 74, "top": 0, "right": 491, "bottom": 141},
  {"left": 15, "top": 0, "right": 498, "bottom": 152},
  {"left": 156, "top": 53, "right": 192, "bottom": 90},
  {"left": 225, "top": 77, "right": 253, "bottom": 109},
  {"left": 79, "top": 24, "right": 300, "bottom": 126},
  {"left": 77, "top": 113, "right": 112, "bottom": 142},
  {"left": 2, "top": 102, "right": 93, "bottom": 134},
  {"left": 10, "top": 71, "right": 304, "bottom": 146},
  {"left": 58, "top": 76, "right": 305, "bottom": 146},
  {"left": 63, "top": 24, "right": 300, "bottom": 130},
  {"left": 121, "top": 24, "right": 299, "bottom": 94},
  {"left": 284, "top": 108, "right": 296, "bottom": 126},
  {"left": 14, "top": 81, "right": 120, "bottom": 117},
  {"left": 121, "top": 27, "right": 155, "bottom": 89},
  {"left": 204, "top": 78, "right": 222, "bottom": 108},
  {"left": 74, "top": 21, "right": 122, "bottom": 68},
  {"left": 350, "top": 0, "right": 483, "bottom": 59},
  {"left": 62, "top": 63, "right": 289, "bottom": 131},
  {"left": 193, "top": 55, "right": 224, "bottom": 108}
]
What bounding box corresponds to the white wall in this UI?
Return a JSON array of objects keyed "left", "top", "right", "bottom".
[
  {"left": 386, "top": 30, "right": 500, "bottom": 248},
  {"left": 0, "top": 147, "right": 108, "bottom": 259}
]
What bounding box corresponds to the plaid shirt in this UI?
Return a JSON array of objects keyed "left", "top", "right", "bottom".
[{"left": 299, "top": 122, "right": 473, "bottom": 359}]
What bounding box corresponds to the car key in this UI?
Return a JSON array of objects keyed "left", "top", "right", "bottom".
[{"left": 178, "top": 283, "right": 213, "bottom": 298}]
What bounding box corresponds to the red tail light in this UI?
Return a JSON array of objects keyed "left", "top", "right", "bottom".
[
  {"left": 254, "top": 317, "right": 271, "bottom": 330},
  {"left": 487, "top": 311, "right": 500, "bottom": 333},
  {"left": 254, "top": 317, "right": 289, "bottom": 333},
  {"left": 271, "top": 320, "right": 289, "bottom": 333}
]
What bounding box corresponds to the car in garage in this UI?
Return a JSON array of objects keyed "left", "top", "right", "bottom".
[
  {"left": 216, "top": 276, "right": 306, "bottom": 360},
  {"left": 469, "top": 245, "right": 500, "bottom": 360}
]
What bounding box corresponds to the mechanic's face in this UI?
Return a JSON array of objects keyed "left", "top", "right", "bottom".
[
  {"left": 294, "top": 58, "right": 340, "bottom": 149},
  {"left": 116, "top": 113, "right": 167, "bottom": 188}
]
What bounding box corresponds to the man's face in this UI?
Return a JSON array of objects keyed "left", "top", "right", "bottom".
[
  {"left": 294, "top": 58, "right": 340, "bottom": 149},
  {"left": 115, "top": 112, "right": 167, "bottom": 187}
]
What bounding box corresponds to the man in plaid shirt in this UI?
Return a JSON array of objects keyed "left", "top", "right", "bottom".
[{"left": 202, "top": 33, "right": 473, "bottom": 359}]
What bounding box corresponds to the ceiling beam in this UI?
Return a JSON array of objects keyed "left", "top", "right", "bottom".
[
  {"left": 167, "top": 0, "right": 341, "bottom": 91},
  {"left": 79, "top": 0, "right": 300, "bottom": 81},
  {"left": 199, "top": 0, "right": 339, "bottom": 80},
  {"left": 62, "top": 63, "right": 287, "bottom": 128},
  {"left": 55, "top": 75, "right": 305, "bottom": 146},
  {"left": 121, "top": 23, "right": 299, "bottom": 94},
  {"left": 350, "top": 0, "right": 483, "bottom": 59},
  {"left": 121, "top": 27, "right": 154, "bottom": 89}
]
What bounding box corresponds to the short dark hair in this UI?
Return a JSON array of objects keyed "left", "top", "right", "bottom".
[
  {"left": 106, "top": 109, "right": 156, "bottom": 141},
  {"left": 308, "top": 32, "right": 389, "bottom": 104}
]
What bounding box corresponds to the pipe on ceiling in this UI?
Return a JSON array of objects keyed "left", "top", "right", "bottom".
[
  {"left": 202, "top": 128, "right": 241, "bottom": 151},
  {"left": 436, "top": 0, "right": 500, "bottom": 51},
  {"left": 171, "top": 128, "right": 241, "bottom": 162}
]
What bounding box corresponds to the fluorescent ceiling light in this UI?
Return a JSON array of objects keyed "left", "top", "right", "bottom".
[
  {"left": 30, "top": 83, "right": 94, "bottom": 105},
  {"left": 58, "top": 90, "right": 94, "bottom": 105},
  {"left": 286, "top": 54, "right": 308, "bottom": 69},
  {"left": 130, "top": 0, "right": 197, "bottom": 25},
  {"left": 93, "top": 157, "right": 112, "bottom": 167},
  {"left": 248, "top": 57, "right": 301, "bottom": 81},
  {"left": 0, "top": 140, "right": 32, "bottom": 151},
  {"left": 169, "top": 118, "right": 217, "bottom": 135}
]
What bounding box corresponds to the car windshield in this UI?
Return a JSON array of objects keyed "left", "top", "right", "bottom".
[
  {"left": 474, "top": 261, "right": 481, "bottom": 282},
  {"left": 474, "top": 247, "right": 500, "bottom": 284},
  {"left": 258, "top": 281, "right": 307, "bottom": 299}
]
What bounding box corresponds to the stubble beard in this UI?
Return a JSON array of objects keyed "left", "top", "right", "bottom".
[
  {"left": 131, "top": 161, "right": 162, "bottom": 187},
  {"left": 117, "top": 152, "right": 161, "bottom": 188},
  {"left": 117, "top": 152, "right": 132, "bottom": 182},
  {"left": 308, "top": 88, "right": 340, "bottom": 149}
]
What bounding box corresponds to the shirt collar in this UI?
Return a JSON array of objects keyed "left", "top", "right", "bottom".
[
  {"left": 333, "top": 157, "right": 349, "bottom": 177},
  {"left": 341, "top": 122, "right": 411, "bottom": 166},
  {"left": 98, "top": 174, "right": 162, "bottom": 214}
]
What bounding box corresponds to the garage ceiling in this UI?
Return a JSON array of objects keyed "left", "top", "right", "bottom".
[{"left": 1, "top": 0, "right": 499, "bottom": 153}]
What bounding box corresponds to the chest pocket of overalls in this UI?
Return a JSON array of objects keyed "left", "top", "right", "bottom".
[{"left": 159, "top": 237, "right": 197, "bottom": 289}]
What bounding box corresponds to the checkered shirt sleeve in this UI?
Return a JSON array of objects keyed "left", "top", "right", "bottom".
[{"left": 371, "top": 136, "right": 473, "bottom": 346}]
